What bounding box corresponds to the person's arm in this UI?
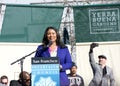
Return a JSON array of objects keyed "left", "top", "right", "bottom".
[
  {"left": 59, "top": 47, "right": 72, "bottom": 71},
  {"left": 89, "top": 43, "right": 98, "bottom": 73},
  {"left": 109, "top": 69, "right": 115, "bottom": 86},
  {"left": 80, "top": 77, "right": 85, "bottom": 86},
  {"left": 34, "top": 45, "right": 47, "bottom": 57}
]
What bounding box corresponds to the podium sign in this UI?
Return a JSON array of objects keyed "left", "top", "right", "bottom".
[{"left": 31, "top": 57, "right": 60, "bottom": 86}]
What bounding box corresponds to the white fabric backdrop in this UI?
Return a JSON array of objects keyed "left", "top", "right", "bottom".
[
  {"left": 0, "top": 43, "right": 39, "bottom": 85},
  {"left": 0, "top": 42, "right": 120, "bottom": 86}
]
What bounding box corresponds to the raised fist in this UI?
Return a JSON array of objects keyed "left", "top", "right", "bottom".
[{"left": 90, "top": 43, "right": 99, "bottom": 49}]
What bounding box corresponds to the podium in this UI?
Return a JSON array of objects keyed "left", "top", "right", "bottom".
[{"left": 31, "top": 57, "right": 60, "bottom": 86}]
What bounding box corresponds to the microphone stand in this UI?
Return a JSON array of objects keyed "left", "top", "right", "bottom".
[
  {"left": 11, "top": 50, "right": 37, "bottom": 85},
  {"left": 11, "top": 50, "right": 37, "bottom": 72}
]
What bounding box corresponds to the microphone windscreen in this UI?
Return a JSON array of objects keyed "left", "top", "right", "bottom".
[{"left": 47, "top": 40, "right": 53, "bottom": 47}]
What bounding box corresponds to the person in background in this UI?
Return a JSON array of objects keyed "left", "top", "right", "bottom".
[
  {"left": 0, "top": 75, "right": 8, "bottom": 86},
  {"left": 9, "top": 71, "right": 31, "bottom": 86},
  {"left": 34, "top": 26, "right": 72, "bottom": 86},
  {"left": 89, "top": 43, "right": 115, "bottom": 86},
  {"left": 67, "top": 62, "right": 84, "bottom": 86}
]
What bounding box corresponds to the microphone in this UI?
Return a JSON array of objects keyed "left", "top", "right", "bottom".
[
  {"left": 47, "top": 40, "right": 53, "bottom": 47},
  {"left": 35, "top": 41, "right": 53, "bottom": 55}
]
